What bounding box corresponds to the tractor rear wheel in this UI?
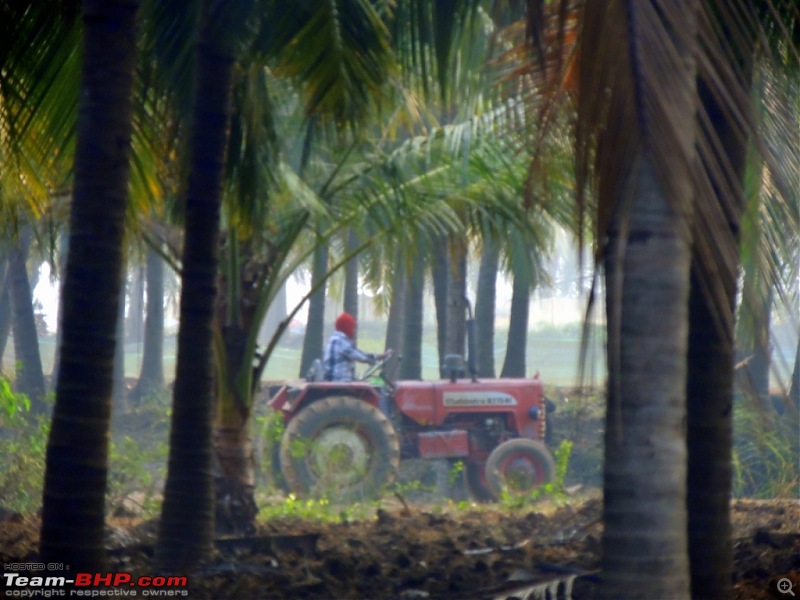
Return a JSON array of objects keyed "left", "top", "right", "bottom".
[
  {"left": 269, "top": 442, "right": 289, "bottom": 492},
  {"left": 280, "top": 396, "right": 400, "bottom": 502},
  {"left": 485, "top": 439, "right": 555, "bottom": 499}
]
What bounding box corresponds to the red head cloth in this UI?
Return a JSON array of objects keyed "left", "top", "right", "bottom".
[{"left": 335, "top": 312, "right": 356, "bottom": 339}]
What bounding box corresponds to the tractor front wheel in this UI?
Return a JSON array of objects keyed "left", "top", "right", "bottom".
[
  {"left": 280, "top": 396, "right": 400, "bottom": 502},
  {"left": 485, "top": 439, "right": 555, "bottom": 500},
  {"left": 464, "top": 461, "right": 494, "bottom": 502}
]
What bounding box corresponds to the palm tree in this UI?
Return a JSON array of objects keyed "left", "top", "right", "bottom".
[
  {"left": 688, "top": 38, "right": 799, "bottom": 595},
  {"left": 112, "top": 274, "right": 128, "bottom": 409},
  {"left": 127, "top": 264, "right": 145, "bottom": 343},
  {"left": 298, "top": 242, "right": 329, "bottom": 377},
  {"left": 475, "top": 237, "right": 499, "bottom": 377},
  {"left": 343, "top": 230, "right": 360, "bottom": 325},
  {"left": 399, "top": 252, "right": 425, "bottom": 380},
  {"left": 8, "top": 227, "right": 47, "bottom": 410},
  {"left": 431, "top": 237, "right": 449, "bottom": 374},
  {"left": 791, "top": 336, "right": 800, "bottom": 409},
  {"left": 155, "top": 0, "right": 242, "bottom": 571},
  {"left": 444, "top": 238, "right": 468, "bottom": 359},
  {"left": 501, "top": 254, "right": 538, "bottom": 378},
  {"left": 153, "top": 0, "right": 406, "bottom": 539},
  {"left": 40, "top": 0, "right": 140, "bottom": 570},
  {"left": 383, "top": 249, "right": 407, "bottom": 373},
  {"left": 0, "top": 260, "right": 11, "bottom": 370},
  {"left": 572, "top": 2, "right": 698, "bottom": 597},
  {"left": 129, "top": 243, "right": 165, "bottom": 400},
  {"left": 561, "top": 0, "right": 796, "bottom": 596},
  {"left": 500, "top": 278, "right": 527, "bottom": 376}
]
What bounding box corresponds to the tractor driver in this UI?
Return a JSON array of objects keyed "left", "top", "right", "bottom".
[{"left": 323, "top": 312, "right": 389, "bottom": 382}]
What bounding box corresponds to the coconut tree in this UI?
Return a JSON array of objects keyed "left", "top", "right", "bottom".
[
  {"left": 0, "top": 260, "right": 10, "bottom": 368},
  {"left": 155, "top": 0, "right": 247, "bottom": 570},
  {"left": 112, "top": 272, "right": 128, "bottom": 408},
  {"left": 20, "top": 0, "right": 167, "bottom": 565},
  {"left": 559, "top": 0, "right": 796, "bottom": 596},
  {"left": 129, "top": 243, "right": 166, "bottom": 401},
  {"left": 298, "top": 242, "right": 329, "bottom": 377},
  {"left": 8, "top": 227, "right": 47, "bottom": 410},
  {"left": 500, "top": 265, "right": 532, "bottom": 377},
  {"left": 571, "top": 2, "right": 699, "bottom": 596},
  {"left": 791, "top": 336, "right": 800, "bottom": 409},
  {"left": 210, "top": 125, "right": 397, "bottom": 532},
  {"left": 500, "top": 233, "right": 547, "bottom": 377},
  {"left": 475, "top": 237, "right": 499, "bottom": 377},
  {"left": 685, "top": 6, "right": 800, "bottom": 596},
  {"left": 399, "top": 254, "right": 425, "bottom": 379},
  {"left": 431, "top": 238, "right": 449, "bottom": 373},
  {"left": 472, "top": 116, "right": 574, "bottom": 380},
  {"left": 343, "top": 230, "right": 361, "bottom": 326},
  {"left": 383, "top": 249, "right": 407, "bottom": 374},
  {"left": 201, "top": 0, "right": 413, "bottom": 530},
  {"left": 0, "top": 0, "right": 80, "bottom": 394},
  {"left": 40, "top": 0, "right": 140, "bottom": 570}
]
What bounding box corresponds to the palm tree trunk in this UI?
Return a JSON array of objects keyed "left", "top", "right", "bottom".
[
  {"left": 112, "top": 276, "right": 128, "bottom": 410},
  {"left": 431, "top": 237, "right": 448, "bottom": 375},
  {"left": 790, "top": 335, "right": 799, "bottom": 412},
  {"left": 212, "top": 239, "right": 265, "bottom": 536},
  {"left": 40, "top": 0, "right": 139, "bottom": 570},
  {"left": 444, "top": 237, "right": 467, "bottom": 358},
  {"left": 602, "top": 158, "right": 693, "bottom": 600},
  {"left": 130, "top": 244, "right": 165, "bottom": 400},
  {"left": 588, "top": 1, "right": 699, "bottom": 595},
  {"left": 685, "top": 43, "right": 753, "bottom": 597},
  {"left": 298, "top": 242, "right": 328, "bottom": 376},
  {"left": 156, "top": 0, "right": 236, "bottom": 571},
  {"left": 49, "top": 233, "right": 69, "bottom": 386},
  {"left": 475, "top": 238, "right": 499, "bottom": 377},
  {"left": 686, "top": 268, "right": 736, "bottom": 599},
  {"left": 500, "top": 268, "right": 531, "bottom": 378},
  {"left": 127, "top": 264, "right": 144, "bottom": 343},
  {"left": 0, "top": 260, "right": 10, "bottom": 373},
  {"left": 343, "top": 230, "right": 359, "bottom": 331},
  {"left": 384, "top": 255, "right": 406, "bottom": 377},
  {"left": 214, "top": 400, "right": 256, "bottom": 534},
  {"left": 9, "top": 229, "right": 47, "bottom": 411},
  {"left": 399, "top": 256, "right": 424, "bottom": 380}
]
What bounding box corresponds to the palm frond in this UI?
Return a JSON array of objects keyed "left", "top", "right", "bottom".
[
  {"left": 0, "top": 3, "right": 81, "bottom": 215},
  {"left": 265, "top": 0, "right": 396, "bottom": 126}
]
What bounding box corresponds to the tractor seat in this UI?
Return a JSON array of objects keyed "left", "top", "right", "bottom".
[{"left": 306, "top": 358, "right": 325, "bottom": 382}]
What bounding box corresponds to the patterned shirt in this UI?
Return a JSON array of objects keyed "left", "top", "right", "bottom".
[{"left": 323, "top": 331, "right": 374, "bottom": 382}]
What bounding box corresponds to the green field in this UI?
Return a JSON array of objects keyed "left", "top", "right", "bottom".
[
  {"left": 13, "top": 316, "right": 797, "bottom": 390},
  {"left": 7, "top": 322, "right": 603, "bottom": 388},
  {"left": 263, "top": 322, "right": 607, "bottom": 386}
]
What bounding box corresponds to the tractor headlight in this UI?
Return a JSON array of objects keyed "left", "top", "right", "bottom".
[{"left": 528, "top": 406, "right": 540, "bottom": 420}]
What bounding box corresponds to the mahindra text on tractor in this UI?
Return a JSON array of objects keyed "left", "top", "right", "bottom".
[{"left": 267, "top": 315, "right": 555, "bottom": 502}]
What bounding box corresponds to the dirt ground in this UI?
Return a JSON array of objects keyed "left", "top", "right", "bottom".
[{"left": 2, "top": 497, "right": 798, "bottom": 600}]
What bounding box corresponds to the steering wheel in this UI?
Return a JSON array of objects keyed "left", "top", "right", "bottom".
[{"left": 360, "top": 350, "right": 393, "bottom": 381}]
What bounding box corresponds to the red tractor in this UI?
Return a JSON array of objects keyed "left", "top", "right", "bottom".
[{"left": 267, "top": 346, "right": 556, "bottom": 502}]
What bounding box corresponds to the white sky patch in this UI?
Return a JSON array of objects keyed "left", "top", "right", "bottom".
[{"left": 33, "top": 263, "right": 60, "bottom": 334}]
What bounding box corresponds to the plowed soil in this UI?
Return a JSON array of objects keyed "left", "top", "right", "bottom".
[{"left": 2, "top": 497, "right": 798, "bottom": 599}]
